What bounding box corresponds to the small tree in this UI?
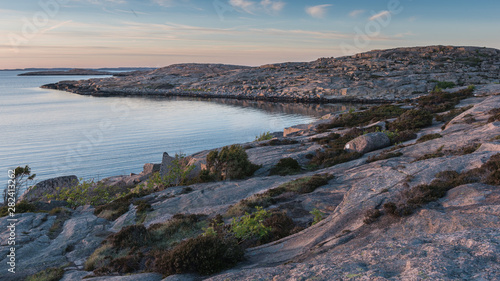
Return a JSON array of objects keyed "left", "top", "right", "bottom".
[{"left": 3, "top": 165, "right": 36, "bottom": 204}]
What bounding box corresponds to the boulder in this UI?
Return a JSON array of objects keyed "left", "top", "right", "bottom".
[
  {"left": 344, "top": 132, "right": 391, "bottom": 154},
  {"left": 20, "top": 175, "right": 78, "bottom": 202},
  {"left": 143, "top": 163, "right": 161, "bottom": 175}
]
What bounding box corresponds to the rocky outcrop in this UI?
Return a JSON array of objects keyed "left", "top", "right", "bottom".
[
  {"left": 344, "top": 132, "right": 391, "bottom": 154},
  {"left": 42, "top": 46, "right": 500, "bottom": 102},
  {"left": 20, "top": 175, "right": 78, "bottom": 202},
  {"left": 2, "top": 89, "right": 500, "bottom": 280}
]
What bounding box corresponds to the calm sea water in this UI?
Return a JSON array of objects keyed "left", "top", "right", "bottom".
[{"left": 0, "top": 71, "right": 348, "bottom": 187}]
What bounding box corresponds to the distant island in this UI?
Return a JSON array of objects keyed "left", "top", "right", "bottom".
[{"left": 18, "top": 68, "right": 113, "bottom": 76}]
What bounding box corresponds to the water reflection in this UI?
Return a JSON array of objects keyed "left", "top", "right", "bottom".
[{"left": 127, "top": 96, "right": 358, "bottom": 118}]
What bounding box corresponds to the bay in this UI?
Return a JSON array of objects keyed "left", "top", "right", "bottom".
[{"left": 0, "top": 70, "right": 349, "bottom": 188}]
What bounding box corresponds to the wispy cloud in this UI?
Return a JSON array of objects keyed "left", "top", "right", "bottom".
[
  {"left": 229, "top": 0, "right": 256, "bottom": 14},
  {"left": 306, "top": 4, "right": 332, "bottom": 19},
  {"left": 393, "top": 31, "right": 415, "bottom": 38},
  {"left": 349, "top": 9, "right": 365, "bottom": 18},
  {"left": 369, "top": 10, "right": 391, "bottom": 21},
  {"left": 229, "top": 0, "right": 285, "bottom": 15},
  {"left": 41, "top": 20, "right": 73, "bottom": 33},
  {"left": 261, "top": 0, "right": 285, "bottom": 13}
]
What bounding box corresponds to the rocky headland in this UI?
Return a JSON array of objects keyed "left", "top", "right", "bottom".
[
  {"left": 1, "top": 46, "right": 500, "bottom": 281},
  {"left": 41, "top": 46, "right": 500, "bottom": 102}
]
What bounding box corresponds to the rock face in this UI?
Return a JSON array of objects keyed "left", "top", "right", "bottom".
[
  {"left": 159, "top": 152, "right": 176, "bottom": 177},
  {"left": 42, "top": 46, "right": 500, "bottom": 102},
  {"left": 21, "top": 175, "right": 78, "bottom": 202},
  {"left": 344, "top": 132, "right": 391, "bottom": 154}
]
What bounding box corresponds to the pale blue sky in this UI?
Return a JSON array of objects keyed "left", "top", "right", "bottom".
[{"left": 1, "top": 0, "right": 499, "bottom": 68}]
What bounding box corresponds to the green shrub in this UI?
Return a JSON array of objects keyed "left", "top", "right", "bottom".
[
  {"left": 0, "top": 200, "right": 37, "bottom": 217},
  {"left": 231, "top": 207, "right": 272, "bottom": 240},
  {"left": 44, "top": 178, "right": 125, "bottom": 208},
  {"left": 269, "top": 158, "right": 301, "bottom": 176},
  {"left": 154, "top": 234, "right": 244, "bottom": 276},
  {"left": 94, "top": 192, "right": 139, "bottom": 221},
  {"left": 435, "top": 81, "right": 456, "bottom": 89},
  {"left": 146, "top": 154, "right": 195, "bottom": 190},
  {"left": 310, "top": 208, "right": 325, "bottom": 225},
  {"left": 25, "top": 267, "right": 64, "bottom": 281},
  {"left": 388, "top": 109, "right": 433, "bottom": 131},
  {"left": 255, "top": 131, "right": 273, "bottom": 141},
  {"left": 206, "top": 145, "right": 260, "bottom": 180}
]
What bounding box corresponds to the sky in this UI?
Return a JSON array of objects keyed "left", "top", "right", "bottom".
[{"left": 0, "top": 0, "right": 499, "bottom": 68}]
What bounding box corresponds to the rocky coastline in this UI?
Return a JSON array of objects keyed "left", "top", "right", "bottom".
[
  {"left": 1, "top": 46, "right": 500, "bottom": 280},
  {"left": 41, "top": 46, "right": 500, "bottom": 103}
]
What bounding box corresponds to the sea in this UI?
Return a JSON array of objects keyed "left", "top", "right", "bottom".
[{"left": 0, "top": 70, "right": 350, "bottom": 190}]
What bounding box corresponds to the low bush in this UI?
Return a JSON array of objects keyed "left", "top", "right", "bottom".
[
  {"left": 25, "top": 267, "right": 64, "bottom": 281},
  {"left": 206, "top": 145, "right": 260, "bottom": 180},
  {"left": 436, "top": 105, "right": 473, "bottom": 127},
  {"left": 488, "top": 108, "right": 500, "bottom": 123},
  {"left": 94, "top": 192, "right": 139, "bottom": 221},
  {"left": 417, "top": 133, "right": 442, "bottom": 143},
  {"left": 366, "top": 152, "right": 403, "bottom": 163},
  {"left": 108, "top": 225, "right": 149, "bottom": 248},
  {"left": 86, "top": 213, "right": 208, "bottom": 275},
  {"left": 269, "top": 158, "right": 301, "bottom": 176},
  {"left": 391, "top": 130, "right": 418, "bottom": 144},
  {"left": 260, "top": 138, "right": 298, "bottom": 146},
  {"left": 363, "top": 209, "right": 382, "bottom": 224},
  {"left": 260, "top": 211, "right": 298, "bottom": 244},
  {"left": 255, "top": 131, "right": 273, "bottom": 141},
  {"left": 414, "top": 143, "right": 481, "bottom": 162},
  {"left": 153, "top": 234, "right": 244, "bottom": 276},
  {"left": 316, "top": 105, "right": 406, "bottom": 132},
  {"left": 417, "top": 88, "right": 474, "bottom": 113},
  {"left": 226, "top": 174, "right": 332, "bottom": 217},
  {"left": 435, "top": 81, "right": 456, "bottom": 89},
  {"left": 388, "top": 109, "right": 433, "bottom": 131},
  {"left": 384, "top": 152, "right": 500, "bottom": 217},
  {"left": 0, "top": 200, "right": 37, "bottom": 217}
]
